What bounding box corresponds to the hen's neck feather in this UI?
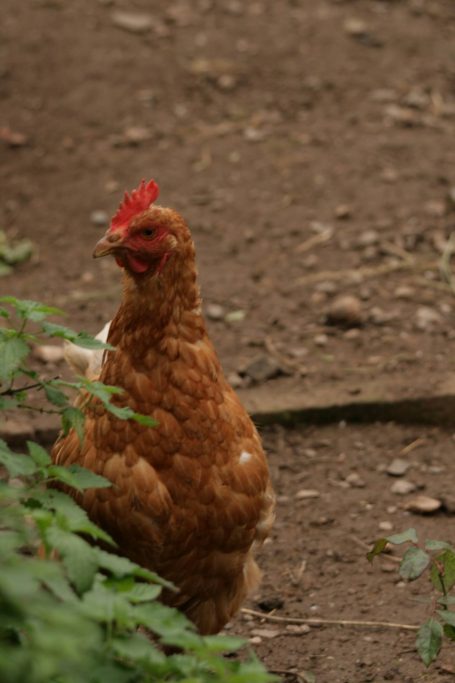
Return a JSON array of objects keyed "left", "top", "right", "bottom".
[{"left": 108, "top": 238, "right": 206, "bottom": 359}]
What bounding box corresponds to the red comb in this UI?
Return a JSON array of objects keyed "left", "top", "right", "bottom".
[{"left": 110, "top": 179, "right": 159, "bottom": 230}]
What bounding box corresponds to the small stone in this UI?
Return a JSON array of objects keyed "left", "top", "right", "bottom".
[
  {"left": 385, "top": 104, "right": 418, "bottom": 127},
  {"left": 249, "top": 635, "right": 262, "bottom": 645},
  {"left": 315, "top": 280, "right": 337, "bottom": 295},
  {"left": 227, "top": 371, "right": 243, "bottom": 389},
  {"left": 285, "top": 624, "right": 310, "bottom": 634},
  {"left": 242, "top": 354, "right": 282, "bottom": 382},
  {"left": 314, "top": 334, "right": 328, "bottom": 347},
  {"left": 415, "top": 306, "right": 442, "bottom": 331},
  {"left": 123, "top": 126, "right": 152, "bottom": 145},
  {"left": 33, "top": 345, "right": 65, "bottom": 364},
  {"left": 0, "top": 127, "right": 29, "bottom": 147},
  {"left": 345, "top": 472, "right": 366, "bottom": 488},
  {"left": 344, "top": 17, "right": 368, "bottom": 37},
  {"left": 335, "top": 204, "right": 351, "bottom": 219},
  {"left": 205, "top": 303, "right": 225, "bottom": 321},
  {"left": 394, "top": 285, "right": 415, "bottom": 300},
  {"left": 405, "top": 495, "right": 442, "bottom": 514},
  {"left": 378, "top": 520, "right": 394, "bottom": 531},
  {"left": 250, "top": 628, "right": 280, "bottom": 639},
  {"left": 225, "top": 309, "right": 246, "bottom": 323},
  {"left": 295, "top": 489, "right": 320, "bottom": 500},
  {"left": 357, "top": 230, "right": 379, "bottom": 247},
  {"left": 90, "top": 210, "right": 109, "bottom": 227},
  {"left": 390, "top": 479, "right": 417, "bottom": 495},
  {"left": 111, "top": 10, "right": 153, "bottom": 33},
  {"left": 327, "top": 295, "right": 363, "bottom": 327},
  {"left": 386, "top": 458, "right": 410, "bottom": 477},
  {"left": 344, "top": 328, "right": 361, "bottom": 340}
]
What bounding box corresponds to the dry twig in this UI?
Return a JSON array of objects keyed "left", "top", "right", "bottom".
[{"left": 241, "top": 607, "right": 418, "bottom": 631}]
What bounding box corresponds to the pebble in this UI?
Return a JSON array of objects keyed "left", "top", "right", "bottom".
[
  {"left": 205, "top": 303, "right": 225, "bottom": 321},
  {"left": 384, "top": 104, "right": 418, "bottom": 127},
  {"left": 227, "top": 372, "right": 243, "bottom": 389},
  {"left": 386, "top": 458, "right": 410, "bottom": 477},
  {"left": 123, "top": 126, "right": 152, "bottom": 145},
  {"left": 242, "top": 354, "right": 282, "bottom": 382},
  {"left": 250, "top": 628, "right": 280, "bottom": 639},
  {"left": 390, "top": 479, "right": 417, "bottom": 495},
  {"left": 33, "top": 345, "right": 65, "bottom": 364},
  {"left": 90, "top": 210, "right": 109, "bottom": 227},
  {"left": 314, "top": 334, "right": 328, "bottom": 347},
  {"left": 295, "top": 489, "right": 320, "bottom": 500},
  {"left": 249, "top": 636, "right": 262, "bottom": 645},
  {"left": 335, "top": 204, "right": 351, "bottom": 219},
  {"left": 224, "top": 309, "right": 246, "bottom": 323},
  {"left": 111, "top": 10, "right": 153, "bottom": 33},
  {"left": 345, "top": 472, "right": 366, "bottom": 488},
  {"left": 394, "top": 285, "right": 415, "bottom": 300},
  {"left": 327, "top": 295, "right": 363, "bottom": 327},
  {"left": 415, "top": 306, "right": 442, "bottom": 331},
  {"left": 285, "top": 624, "right": 310, "bottom": 634},
  {"left": 344, "top": 17, "right": 368, "bottom": 37},
  {"left": 357, "top": 229, "right": 379, "bottom": 248},
  {"left": 405, "top": 495, "right": 442, "bottom": 514},
  {"left": 378, "top": 520, "right": 394, "bottom": 531}
]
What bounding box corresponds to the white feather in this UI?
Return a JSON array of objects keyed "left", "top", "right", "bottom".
[{"left": 63, "top": 320, "right": 111, "bottom": 379}]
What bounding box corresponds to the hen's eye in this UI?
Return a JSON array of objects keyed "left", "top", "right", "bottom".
[{"left": 141, "top": 228, "right": 155, "bottom": 238}]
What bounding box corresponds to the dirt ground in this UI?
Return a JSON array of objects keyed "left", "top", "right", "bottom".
[{"left": 2, "top": 0, "right": 455, "bottom": 680}]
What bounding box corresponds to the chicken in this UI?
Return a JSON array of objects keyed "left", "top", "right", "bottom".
[{"left": 52, "top": 179, "right": 275, "bottom": 635}]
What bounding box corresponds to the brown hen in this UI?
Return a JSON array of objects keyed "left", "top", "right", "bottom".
[{"left": 52, "top": 179, "right": 275, "bottom": 635}]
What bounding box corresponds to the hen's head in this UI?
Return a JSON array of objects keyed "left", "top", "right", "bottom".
[{"left": 93, "top": 179, "right": 190, "bottom": 277}]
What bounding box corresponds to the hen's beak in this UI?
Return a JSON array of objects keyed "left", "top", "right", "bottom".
[{"left": 93, "top": 232, "right": 124, "bottom": 258}]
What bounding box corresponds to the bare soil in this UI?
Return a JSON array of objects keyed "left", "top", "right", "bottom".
[{"left": 2, "top": 0, "right": 455, "bottom": 680}]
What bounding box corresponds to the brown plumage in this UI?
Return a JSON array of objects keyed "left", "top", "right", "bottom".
[{"left": 52, "top": 180, "right": 275, "bottom": 635}]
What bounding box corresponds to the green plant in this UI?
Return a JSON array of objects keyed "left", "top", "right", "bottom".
[
  {"left": 0, "top": 297, "right": 273, "bottom": 683},
  {"left": 368, "top": 528, "right": 455, "bottom": 667}
]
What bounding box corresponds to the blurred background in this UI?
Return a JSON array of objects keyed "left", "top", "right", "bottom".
[
  {"left": 2, "top": 2, "right": 455, "bottom": 679},
  {"left": 1, "top": 0, "right": 455, "bottom": 403}
]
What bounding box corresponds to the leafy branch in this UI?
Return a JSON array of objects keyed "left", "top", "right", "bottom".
[{"left": 368, "top": 528, "right": 455, "bottom": 666}]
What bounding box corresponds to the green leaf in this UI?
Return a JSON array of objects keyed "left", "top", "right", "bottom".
[
  {"left": 387, "top": 528, "right": 418, "bottom": 545},
  {"left": 36, "top": 489, "right": 115, "bottom": 545},
  {"left": 94, "top": 548, "right": 174, "bottom": 589},
  {"left": 367, "top": 537, "right": 388, "bottom": 562},
  {"left": 47, "top": 464, "right": 111, "bottom": 491},
  {"left": 201, "top": 634, "right": 245, "bottom": 653},
  {"left": 430, "top": 550, "right": 455, "bottom": 593},
  {"left": 119, "top": 583, "right": 162, "bottom": 603},
  {"left": 27, "top": 441, "right": 51, "bottom": 467},
  {"left": 425, "top": 539, "right": 454, "bottom": 552},
  {"left": 130, "top": 412, "right": 159, "bottom": 428},
  {"left": 44, "top": 383, "right": 68, "bottom": 407},
  {"left": 0, "top": 440, "right": 37, "bottom": 477},
  {"left": 0, "top": 297, "right": 64, "bottom": 321},
  {"left": 416, "top": 618, "right": 442, "bottom": 667},
  {"left": 41, "top": 322, "right": 114, "bottom": 350},
  {"left": 437, "top": 610, "right": 455, "bottom": 627},
  {"left": 399, "top": 547, "right": 430, "bottom": 581},
  {"left": 443, "top": 624, "right": 455, "bottom": 641},
  {"left": 61, "top": 406, "right": 85, "bottom": 442},
  {"left": 0, "top": 334, "right": 29, "bottom": 381},
  {"left": 45, "top": 525, "right": 97, "bottom": 594}
]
